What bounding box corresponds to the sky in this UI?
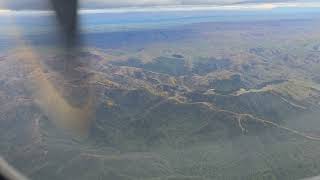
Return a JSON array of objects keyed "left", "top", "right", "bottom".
[{"left": 0, "top": 0, "right": 318, "bottom": 10}]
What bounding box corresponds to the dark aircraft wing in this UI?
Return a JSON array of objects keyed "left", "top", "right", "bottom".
[{"left": 50, "top": 0, "right": 79, "bottom": 47}]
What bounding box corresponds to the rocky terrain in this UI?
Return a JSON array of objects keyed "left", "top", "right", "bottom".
[{"left": 1, "top": 18, "right": 320, "bottom": 180}]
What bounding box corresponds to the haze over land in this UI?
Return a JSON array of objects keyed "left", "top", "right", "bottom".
[{"left": 1, "top": 3, "right": 320, "bottom": 180}]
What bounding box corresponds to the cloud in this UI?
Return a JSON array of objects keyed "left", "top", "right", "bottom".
[
  {"left": 0, "top": 0, "right": 318, "bottom": 10},
  {"left": 79, "top": 0, "right": 288, "bottom": 8},
  {"left": 0, "top": 0, "right": 49, "bottom": 10}
]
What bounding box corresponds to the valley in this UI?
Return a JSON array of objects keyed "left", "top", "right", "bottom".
[{"left": 1, "top": 10, "right": 320, "bottom": 180}]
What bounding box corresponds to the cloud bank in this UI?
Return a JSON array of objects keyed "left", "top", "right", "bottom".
[{"left": 0, "top": 0, "right": 318, "bottom": 10}]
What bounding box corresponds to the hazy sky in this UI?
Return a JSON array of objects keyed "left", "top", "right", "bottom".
[{"left": 0, "top": 0, "right": 318, "bottom": 10}]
